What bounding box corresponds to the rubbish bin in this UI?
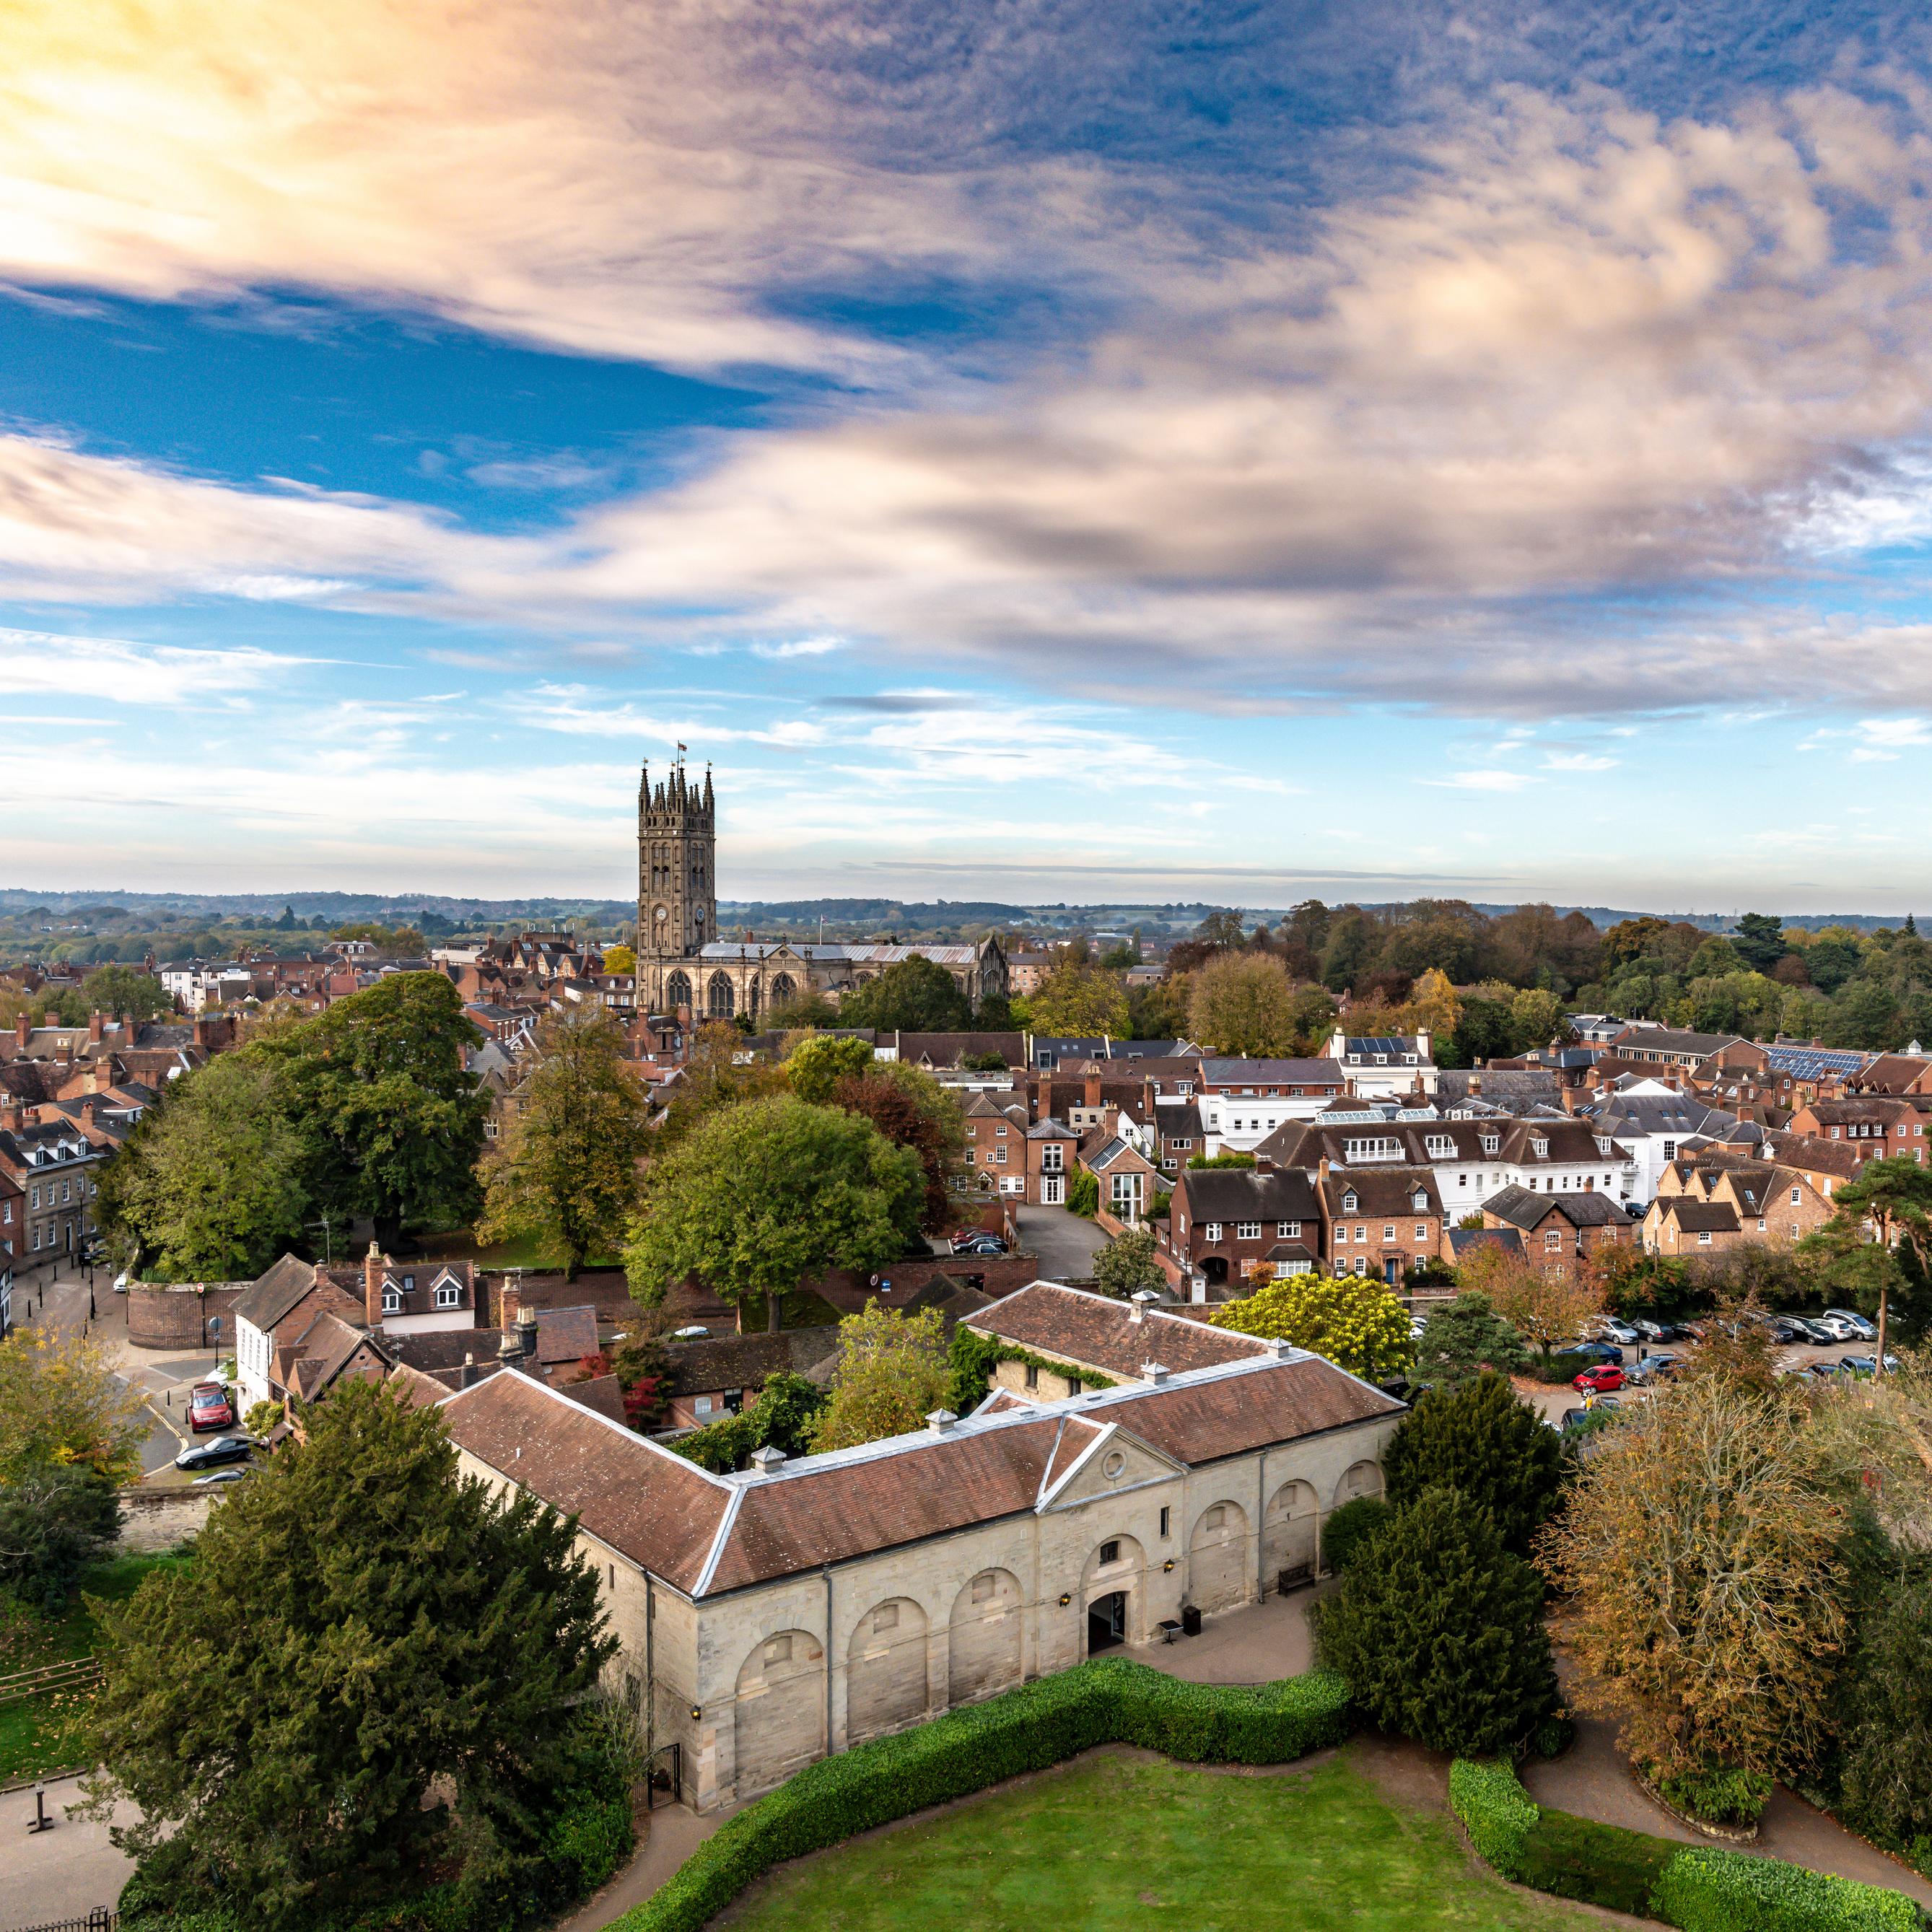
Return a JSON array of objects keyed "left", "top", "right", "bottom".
[{"left": 1181, "top": 1604, "right": 1202, "bottom": 1638}]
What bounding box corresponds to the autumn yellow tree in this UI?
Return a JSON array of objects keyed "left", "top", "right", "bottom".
[
  {"left": 0, "top": 1326, "right": 148, "bottom": 1487},
  {"left": 1210, "top": 1272, "right": 1413, "bottom": 1381},
  {"left": 1187, "top": 952, "right": 1299, "bottom": 1056},
  {"left": 808, "top": 1303, "right": 950, "bottom": 1452},
  {"left": 1539, "top": 1376, "right": 1848, "bottom": 1785},
  {"left": 1402, "top": 968, "right": 1461, "bottom": 1046},
  {"left": 1028, "top": 959, "right": 1129, "bottom": 1037},
  {"left": 600, "top": 943, "right": 636, "bottom": 974}
]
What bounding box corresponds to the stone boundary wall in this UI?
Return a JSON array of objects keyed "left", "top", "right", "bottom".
[
  {"left": 119, "top": 1485, "right": 214, "bottom": 1552},
  {"left": 126, "top": 1281, "right": 248, "bottom": 1351}
]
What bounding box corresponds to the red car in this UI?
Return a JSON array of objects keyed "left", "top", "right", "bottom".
[
  {"left": 1573, "top": 1364, "right": 1625, "bottom": 1394},
  {"left": 188, "top": 1381, "right": 235, "bottom": 1433}
]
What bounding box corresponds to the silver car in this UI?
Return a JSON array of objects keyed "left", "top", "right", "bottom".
[{"left": 1823, "top": 1308, "right": 1876, "bottom": 1340}]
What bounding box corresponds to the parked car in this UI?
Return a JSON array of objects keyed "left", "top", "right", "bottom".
[
  {"left": 1625, "top": 1352, "right": 1680, "bottom": 1383},
  {"left": 188, "top": 1381, "right": 235, "bottom": 1433},
  {"left": 1629, "top": 1317, "right": 1678, "bottom": 1343},
  {"left": 1824, "top": 1308, "right": 1877, "bottom": 1340},
  {"left": 1594, "top": 1318, "right": 1640, "bottom": 1346},
  {"left": 112, "top": 1269, "right": 133, "bottom": 1295},
  {"left": 950, "top": 1228, "right": 1006, "bottom": 1253},
  {"left": 1778, "top": 1314, "right": 1831, "bottom": 1345},
  {"left": 1407, "top": 1314, "right": 1428, "bottom": 1342},
  {"left": 952, "top": 1235, "right": 1008, "bottom": 1256},
  {"left": 1839, "top": 1354, "right": 1902, "bottom": 1376},
  {"left": 193, "top": 1467, "right": 253, "bottom": 1487},
  {"left": 1810, "top": 1311, "right": 1865, "bottom": 1342},
  {"left": 670, "top": 1325, "right": 711, "bottom": 1340},
  {"left": 175, "top": 1435, "right": 253, "bottom": 1472},
  {"left": 1804, "top": 1358, "right": 1850, "bottom": 1378},
  {"left": 1566, "top": 1340, "right": 1623, "bottom": 1364},
  {"left": 1574, "top": 1363, "right": 1625, "bottom": 1393},
  {"left": 1760, "top": 1316, "right": 1809, "bottom": 1346}
]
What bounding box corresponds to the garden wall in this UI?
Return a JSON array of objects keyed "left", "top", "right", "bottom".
[
  {"left": 118, "top": 1487, "right": 214, "bottom": 1552},
  {"left": 126, "top": 1281, "right": 247, "bottom": 1351}
]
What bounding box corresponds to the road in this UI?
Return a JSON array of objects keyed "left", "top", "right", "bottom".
[
  {"left": 1517, "top": 1333, "right": 1891, "bottom": 1425},
  {"left": 1013, "top": 1205, "right": 1109, "bottom": 1282}
]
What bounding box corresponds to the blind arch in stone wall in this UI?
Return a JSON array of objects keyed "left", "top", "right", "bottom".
[
  {"left": 948, "top": 1568, "right": 1023, "bottom": 1708},
  {"left": 733, "top": 1628, "right": 825, "bottom": 1800},
  {"left": 846, "top": 1596, "right": 930, "bottom": 1743}
]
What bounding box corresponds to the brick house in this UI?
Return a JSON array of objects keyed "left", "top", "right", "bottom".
[
  {"left": 1788, "top": 1096, "right": 1932, "bottom": 1166},
  {"left": 1641, "top": 1156, "right": 1835, "bottom": 1255},
  {"left": 1479, "top": 1186, "right": 1634, "bottom": 1280},
  {"left": 1025, "top": 1119, "right": 1083, "bottom": 1207},
  {"left": 1314, "top": 1163, "right": 1443, "bottom": 1284},
  {"left": 962, "top": 1091, "right": 1030, "bottom": 1198},
  {"left": 1080, "top": 1129, "right": 1163, "bottom": 1229},
  {"left": 1165, "top": 1166, "right": 1323, "bottom": 1290}
]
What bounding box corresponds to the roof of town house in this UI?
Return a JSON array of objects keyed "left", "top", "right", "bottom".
[
  {"left": 1320, "top": 1167, "right": 1443, "bottom": 1218},
  {"left": 1026, "top": 1116, "right": 1083, "bottom": 1141},
  {"left": 1850, "top": 1053, "right": 1932, "bottom": 1092},
  {"left": 1610, "top": 1027, "right": 1748, "bottom": 1057},
  {"left": 1196, "top": 1058, "right": 1342, "bottom": 1085},
  {"left": 968, "top": 1280, "right": 1271, "bottom": 1378},
  {"left": 1760, "top": 1127, "right": 1870, "bottom": 1181},
  {"left": 1434, "top": 1070, "right": 1564, "bottom": 1113},
  {"left": 1337, "top": 1035, "right": 1431, "bottom": 1059},
  {"left": 899, "top": 1274, "right": 1000, "bottom": 1329},
  {"left": 385, "top": 1305, "right": 601, "bottom": 1374},
  {"left": 442, "top": 1349, "right": 1399, "bottom": 1599},
  {"left": 232, "top": 1253, "right": 322, "bottom": 1332},
  {"left": 1764, "top": 1044, "right": 1874, "bottom": 1080},
  {"left": 1153, "top": 1101, "right": 1205, "bottom": 1140},
  {"left": 962, "top": 1090, "right": 1028, "bottom": 1122},
  {"left": 663, "top": 1328, "right": 840, "bottom": 1396},
  {"left": 1651, "top": 1197, "right": 1742, "bottom": 1233},
  {"left": 1448, "top": 1225, "right": 1525, "bottom": 1260},
  {"left": 1176, "top": 1166, "right": 1321, "bottom": 1223},
  {"left": 1582, "top": 1092, "right": 1738, "bottom": 1138},
  {"left": 1482, "top": 1185, "right": 1627, "bottom": 1231},
  {"left": 890, "top": 1032, "right": 1025, "bottom": 1067},
  {"left": 284, "top": 1311, "right": 390, "bottom": 1403},
  {"left": 1797, "top": 1096, "right": 1917, "bottom": 1124},
  {"left": 372, "top": 1259, "right": 478, "bottom": 1321},
  {"left": 1080, "top": 1133, "right": 1154, "bottom": 1173}
]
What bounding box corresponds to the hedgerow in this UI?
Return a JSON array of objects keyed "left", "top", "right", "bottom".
[
  {"left": 616, "top": 1659, "right": 1352, "bottom": 1932},
  {"left": 1649, "top": 1845, "right": 1923, "bottom": 1932},
  {"left": 1450, "top": 1757, "right": 1926, "bottom": 1931}
]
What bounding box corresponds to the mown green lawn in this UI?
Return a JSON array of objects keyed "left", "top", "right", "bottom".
[
  {"left": 721, "top": 1752, "right": 1604, "bottom": 1932},
  {"left": 0, "top": 1551, "right": 191, "bottom": 1782}
]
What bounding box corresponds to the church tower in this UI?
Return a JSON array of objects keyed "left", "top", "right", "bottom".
[{"left": 636, "top": 754, "right": 715, "bottom": 1013}]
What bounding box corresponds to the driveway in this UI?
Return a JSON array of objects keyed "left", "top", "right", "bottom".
[
  {"left": 1013, "top": 1206, "right": 1108, "bottom": 1282},
  {"left": 0, "top": 1774, "right": 136, "bottom": 1928}
]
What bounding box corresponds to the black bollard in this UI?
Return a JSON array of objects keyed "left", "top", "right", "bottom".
[{"left": 27, "top": 1781, "right": 54, "bottom": 1833}]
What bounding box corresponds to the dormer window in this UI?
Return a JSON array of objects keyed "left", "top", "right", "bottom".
[
  {"left": 1482, "top": 1135, "right": 1500, "bottom": 1155},
  {"left": 1341, "top": 1191, "right": 1358, "bottom": 1212},
  {"left": 434, "top": 1283, "right": 461, "bottom": 1310},
  {"left": 1412, "top": 1192, "right": 1428, "bottom": 1212},
  {"left": 1595, "top": 1136, "right": 1611, "bottom": 1155},
  {"left": 382, "top": 1285, "right": 402, "bottom": 1314},
  {"left": 1531, "top": 1138, "right": 1549, "bottom": 1158}
]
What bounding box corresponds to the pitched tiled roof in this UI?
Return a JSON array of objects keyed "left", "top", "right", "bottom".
[
  {"left": 1321, "top": 1168, "right": 1443, "bottom": 1218},
  {"left": 1654, "top": 1198, "right": 1741, "bottom": 1233},
  {"left": 969, "top": 1281, "right": 1270, "bottom": 1378},
  {"left": 663, "top": 1328, "right": 839, "bottom": 1395},
  {"left": 1448, "top": 1226, "right": 1524, "bottom": 1259},
  {"left": 233, "top": 1253, "right": 321, "bottom": 1332},
  {"left": 1177, "top": 1166, "right": 1320, "bottom": 1222}
]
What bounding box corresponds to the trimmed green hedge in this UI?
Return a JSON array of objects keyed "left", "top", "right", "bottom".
[
  {"left": 1448, "top": 1757, "right": 1538, "bottom": 1877},
  {"left": 616, "top": 1659, "right": 1352, "bottom": 1932},
  {"left": 1451, "top": 1758, "right": 1926, "bottom": 1931},
  {"left": 1651, "top": 1846, "right": 1923, "bottom": 1932}
]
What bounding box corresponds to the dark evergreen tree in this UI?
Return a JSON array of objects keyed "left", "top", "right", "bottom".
[
  {"left": 1833, "top": 1554, "right": 1932, "bottom": 1854},
  {"left": 1412, "top": 1293, "right": 1532, "bottom": 1391},
  {"left": 1382, "top": 1369, "right": 1568, "bottom": 1557},
  {"left": 80, "top": 1381, "right": 613, "bottom": 1928},
  {"left": 1314, "top": 1485, "right": 1556, "bottom": 1755}
]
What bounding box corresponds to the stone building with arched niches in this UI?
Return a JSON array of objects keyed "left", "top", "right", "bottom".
[{"left": 441, "top": 1282, "right": 1404, "bottom": 1813}]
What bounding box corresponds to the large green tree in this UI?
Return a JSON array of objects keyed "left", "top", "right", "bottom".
[
  {"left": 263, "top": 972, "right": 489, "bottom": 1247},
  {"left": 784, "top": 1031, "right": 876, "bottom": 1104},
  {"left": 1801, "top": 1155, "right": 1932, "bottom": 1365},
  {"left": 79, "top": 964, "right": 176, "bottom": 1023},
  {"left": 836, "top": 956, "right": 972, "bottom": 1031},
  {"left": 97, "top": 1052, "right": 310, "bottom": 1279},
  {"left": 79, "top": 1381, "right": 612, "bottom": 1928},
  {"left": 1383, "top": 1371, "right": 1567, "bottom": 1558},
  {"left": 809, "top": 1303, "right": 951, "bottom": 1452},
  {"left": 478, "top": 1005, "right": 650, "bottom": 1278},
  {"left": 1186, "top": 951, "right": 1299, "bottom": 1055},
  {"left": 1314, "top": 1485, "right": 1557, "bottom": 1755},
  {"left": 829, "top": 1062, "right": 965, "bottom": 1233},
  {"left": 1027, "top": 958, "right": 1130, "bottom": 1038},
  {"left": 625, "top": 1096, "right": 922, "bottom": 1329},
  {"left": 1208, "top": 1273, "right": 1414, "bottom": 1381}
]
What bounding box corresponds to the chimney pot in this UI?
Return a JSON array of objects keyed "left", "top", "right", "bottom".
[
  {"left": 1128, "top": 1289, "right": 1157, "bottom": 1324},
  {"left": 926, "top": 1409, "right": 958, "bottom": 1434},
  {"left": 749, "top": 1443, "right": 787, "bottom": 1473},
  {"left": 1141, "top": 1361, "right": 1169, "bottom": 1384}
]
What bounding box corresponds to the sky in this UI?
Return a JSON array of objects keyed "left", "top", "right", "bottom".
[{"left": 8, "top": 1, "right": 1932, "bottom": 913}]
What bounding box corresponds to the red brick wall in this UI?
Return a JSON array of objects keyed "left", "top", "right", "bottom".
[{"left": 128, "top": 1282, "right": 247, "bottom": 1351}]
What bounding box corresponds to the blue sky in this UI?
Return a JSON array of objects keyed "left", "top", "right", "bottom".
[{"left": 8, "top": 0, "right": 1932, "bottom": 911}]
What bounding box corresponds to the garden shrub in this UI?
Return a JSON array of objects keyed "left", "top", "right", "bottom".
[
  {"left": 1447, "top": 1757, "right": 1537, "bottom": 1879},
  {"left": 1530, "top": 1710, "right": 1575, "bottom": 1760},
  {"left": 1653, "top": 1762, "right": 1772, "bottom": 1827},
  {"left": 1649, "top": 1845, "right": 1923, "bottom": 1932},
  {"left": 1319, "top": 1495, "right": 1389, "bottom": 1575},
  {"left": 1516, "top": 1810, "right": 1674, "bottom": 1915},
  {"left": 615, "top": 1659, "right": 1352, "bottom": 1932},
  {"left": 1533, "top": 1349, "right": 1600, "bottom": 1384}
]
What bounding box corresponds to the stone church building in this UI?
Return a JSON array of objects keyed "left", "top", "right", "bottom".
[{"left": 634, "top": 756, "right": 1006, "bottom": 1023}]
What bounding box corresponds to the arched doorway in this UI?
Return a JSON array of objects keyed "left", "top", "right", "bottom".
[
  {"left": 1263, "top": 1479, "right": 1319, "bottom": 1594},
  {"left": 847, "top": 1597, "right": 929, "bottom": 1743},
  {"left": 1188, "top": 1500, "right": 1250, "bottom": 1614},
  {"left": 1087, "top": 1591, "right": 1127, "bottom": 1653},
  {"left": 708, "top": 973, "right": 735, "bottom": 1019},
  {"left": 665, "top": 970, "right": 691, "bottom": 1010},
  {"left": 1200, "top": 1255, "right": 1228, "bottom": 1286},
  {"left": 733, "top": 1630, "right": 825, "bottom": 1799},
  {"left": 1080, "top": 1534, "right": 1145, "bottom": 1655},
  {"left": 948, "top": 1569, "right": 1022, "bottom": 1707}
]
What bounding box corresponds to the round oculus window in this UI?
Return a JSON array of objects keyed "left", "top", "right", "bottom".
[{"left": 1102, "top": 1450, "right": 1128, "bottom": 1479}]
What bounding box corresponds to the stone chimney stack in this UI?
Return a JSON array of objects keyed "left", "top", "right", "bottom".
[
  {"left": 1329, "top": 1026, "right": 1347, "bottom": 1059},
  {"left": 363, "top": 1242, "right": 386, "bottom": 1328},
  {"left": 515, "top": 1306, "right": 540, "bottom": 1365},
  {"left": 750, "top": 1443, "right": 787, "bottom": 1474},
  {"left": 13, "top": 1015, "right": 27, "bottom": 1049},
  {"left": 1415, "top": 1027, "right": 1430, "bottom": 1060},
  {"left": 926, "top": 1409, "right": 958, "bottom": 1435},
  {"left": 1129, "top": 1289, "right": 1158, "bottom": 1325},
  {"left": 1085, "top": 1067, "right": 1103, "bottom": 1109},
  {"left": 1140, "top": 1361, "right": 1169, "bottom": 1384},
  {"left": 1036, "top": 1075, "right": 1052, "bottom": 1123},
  {"left": 461, "top": 1352, "right": 477, "bottom": 1389},
  {"left": 88, "top": 1010, "right": 103, "bottom": 1044}
]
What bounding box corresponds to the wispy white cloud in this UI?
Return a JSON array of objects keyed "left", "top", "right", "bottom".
[
  {"left": 0, "top": 624, "right": 310, "bottom": 704},
  {"left": 1542, "top": 751, "right": 1618, "bottom": 772},
  {"left": 1422, "top": 769, "right": 1537, "bottom": 792}
]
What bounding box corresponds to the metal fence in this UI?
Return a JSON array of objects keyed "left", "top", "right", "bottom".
[
  {"left": 0, "top": 1656, "right": 100, "bottom": 1709},
  {"left": 3, "top": 1911, "right": 117, "bottom": 1932}
]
